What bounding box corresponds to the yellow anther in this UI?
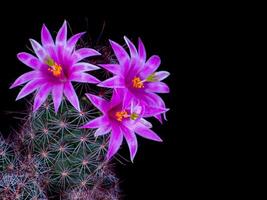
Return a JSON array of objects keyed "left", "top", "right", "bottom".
[
  {"left": 115, "top": 110, "right": 128, "bottom": 122},
  {"left": 132, "top": 77, "right": 144, "bottom": 88},
  {"left": 48, "top": 62, "right": 62, "bottom": 77},
  {"left": 45, "top": 57, "right": 62, "bottom": 77}
]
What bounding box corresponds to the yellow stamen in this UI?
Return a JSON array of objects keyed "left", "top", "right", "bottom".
[
  {"left": 132, "top": 77, "right": 144, "bottom": 88},
  {"left": 115, "top": 110, "right": 128, "bottom": 122},
  {"left": 48, "top": 62, "right": 62, "bottom": 77},
  {"left": 45, "top": 57, "right": 62, "bottom": 77}
]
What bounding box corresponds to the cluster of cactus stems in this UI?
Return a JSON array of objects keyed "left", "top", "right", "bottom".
[{"left": 1, "top": 90, "right": 120, "bottom": 199}]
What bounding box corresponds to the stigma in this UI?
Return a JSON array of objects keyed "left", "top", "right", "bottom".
[
  {"left": 132, "top": 77, "right": 144, "bottom": 89},
  {"left": 115, "top": 110, "right": 128, "bottom": 122},
  {"left": 130, "top": 112, "right": 139, "bottom": 120},
  {"left": 146, "top": 73, "right": 157, "bottom": 82}
]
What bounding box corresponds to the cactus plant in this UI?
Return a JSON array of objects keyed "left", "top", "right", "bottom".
[{"left": 1, "top": 19, "right": 170, "bottom": 200}]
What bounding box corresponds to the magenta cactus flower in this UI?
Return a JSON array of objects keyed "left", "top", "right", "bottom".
[
  {"left": 98, "top": 37, "right": 170, "bottom": 122},
  {"left": 81, "top": 89, "right": 164, "bottom": 161},
  {"left": 10, "top": 21, "right": 101, "bottom": 112}
]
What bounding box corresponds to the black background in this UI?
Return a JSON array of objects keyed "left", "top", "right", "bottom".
[{"left": 0, "top": 3, "right": 224, "bottom": 199}]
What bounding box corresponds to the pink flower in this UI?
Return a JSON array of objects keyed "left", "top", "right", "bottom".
[
  {"left": 81, "top": 89, "right": 163, "bottom": 161},
  {"left": 98, "top": 37, "right": 170, "bottom": 123},
  {"left": 11, "top": 21, "right": 101, "bottom": 112}
]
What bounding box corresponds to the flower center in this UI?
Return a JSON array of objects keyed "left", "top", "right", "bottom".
[
  {"left": 45, "top": 57, "right": 63, "bottom": 77},
  {"left": 48, "top": 63, "right": 62, "bottom": 77},
  {"left": 132, "top": 77, "right": 144, "bottom": 89},
  {"left": 115, "top": 110, "right": 128, "bottom": 122}
]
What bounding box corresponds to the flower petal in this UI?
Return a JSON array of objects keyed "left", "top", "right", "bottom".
[
  {"left": 10, "top": 71, "right": 40, "bottom": 89},
  {"left": 106, "top": 126, "right": 123, "bottom": 160},
  {"left": 41, "top": 24, "right": 54, "bottom": 47},
  {"left": 135, "top": 123, "right": 162, "bottom": 142},
  {"left": 140, "top": 118, "right": 153, "bottom": 128},
  {"left": 56, "top": 20, "right": 67, "bottom": 46},
  {"left": 145, "top": 93, "right": 168, "bottom": 123},
  {"left": 143, "top": 105, "right": 169, "bottom": 117},
  {"left": 138, "top": 38, "right": 146, "bottom": 63},
  {"left": 70, "top": 73, "right": 100, "bottom": 84},
  {"left": 85, "top": 94, "right": 108, "bottom": 112},
  {"left": 72, "top": 48, "right": 101, "bottom": 62},
  {"left": 99, "top": 64, "right": 121, "bottom": 75},
  {"left": 29, "top": 39, "right": 47, "bottom": 61},
  {"left": 17, "top": 53, "right": 43, "bottom": 70},
  {"left": 141, "top": 55, "right": 161, "bottom": 76},
  {"left": 122, "top": 90, "right": 133, "bottom": 108},
  {"left": 98, "top": 76, "right": 125, "bottom": 88},
  {"left": 72, "top": 62, "right": 100, "bottom": 72},
  {"left": 122, "top": 126, "right": 138, "bottom": 162},
  {"left": 124, "top": 36, "right": 138, "bottom": 58},
  {"left": 110, "top": 89, "right": 124, "bottom": 105},
  {"left": 81, "top": 116, "right": 108, "bottom": 129},
  {"left": 109, "top": 40, "right": 130, "bottom": 64},
  {"left": 146, "top": 82, "right": 170, "bottom": 93},
  {"left": 94, "top": 126, "right": 111, "bottom": 137},
  {"left": 64, "top": 82, "right": 80, "bottom": 111},
  {"left": 67, "top": 32, "right": 85, "bottom": 51},
  {"left": 52, "top": 84, "right": 64, "bottom": 113},
  {"left": 33, "top": 84, "right": 51, "bottom": 112},
  {"left": 155, "top": 71, "right": 170, "bottom": 81},
  {"left": 16, "top": 79, "right": 43, "bottom": 101}
]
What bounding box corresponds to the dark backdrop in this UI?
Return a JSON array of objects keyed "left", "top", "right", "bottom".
[{"left": 0, "top": 4, "right": 208, "bottom": 199}]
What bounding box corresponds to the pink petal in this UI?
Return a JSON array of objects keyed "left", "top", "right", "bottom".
[
  {"left": 143, "top": 105, "right": 169, "bottom": 117},
  {"left": 85, "top": 94, "right": 108, "bottom": 112},
  {"left": 122, "top": 126, "right": 138, "bottom": 162},
  {"left": 140, "top": 118, "right": 153, "bottom": 128},
  {"left": 16, "top": 79, "right": 43, "bottom": 100},
  {"left": 110, "top": 89, "right": 125, "bottom": 105},
  {"left": 41, "top": 24, "right": 54, "bottom": 47},
  {"left": 33, "top": 84, "right": 51, "bottom": 112},
  {"left": 94, "top": 126, "right": 111, "bottom": 137},
  {"left": 64, "top": 82, "right": 80, "bottom": 111},
  {"left": 52, "top": 84, "right": 64, "bottom": 113},
  {"left": 155, "top": 71, "right": 170, "bottom": 81},
  {"left": 99, "top": 64, "right": 121, "bottom": 75},
  {"left": 124, "top": 36, "right": 138, "bottom": 58},
  {"left": 141, "top": 55, "right": 161, "bottom": 76},
  {"left": 98, "top": 76, "right": 125, "bottom": 88},
  {"left": 122, "top": 90, "right": 133, "bottom": 108},
  {"left": 146, "top": 82, "right": 170, "bottom": 93},
  {"left": 29, "top": 39, "right": 47, "bottom": 61},
  {"left": 72, "top": 62, "right": 100, "bottom": 72},
  {"left": 145, "top": 93, "right": 168, "bottom": 123},
  {"left": 106, "top": 126, "right": 123, "bottom": 160},
  {"left": 10, "top": 71, "right": 40, "bottom": 89},
  {"left": 109, "top": 40, "right": 130, "bottom": 64},
  {"left": 138, "top": 38, "right": 146, "bottom": 63},
  {"left": 17, "top": 53, "right": 43, "bottom": 70},
  {"left": 67, "top": 32, "right": 85, "bottom": 51},
  {"left": 70, "top": 73, "right": 100, "bottom": 84},
  {"left": 135, "top": 123, "right": 162, "bottom": 142},
  {"left": 81, "top": 116, "right": 108, "bottom": 129},
  {"left": 56, "top": 20, "right": 67, "bottom": 46},
  {"left": 72, "top": 48, "right": 101, "bottom": 62}
]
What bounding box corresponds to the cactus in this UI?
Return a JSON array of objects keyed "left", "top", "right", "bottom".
[
  {"left": 0, "top": 92, "right": 119, "bottom": 199},
  {"left": 2, "top": 20, "right": 170, "bottom": 200}
]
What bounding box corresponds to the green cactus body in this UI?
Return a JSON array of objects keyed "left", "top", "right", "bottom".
[{"left": 22, "top": 96, "right": 110, "bottom": 195}]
